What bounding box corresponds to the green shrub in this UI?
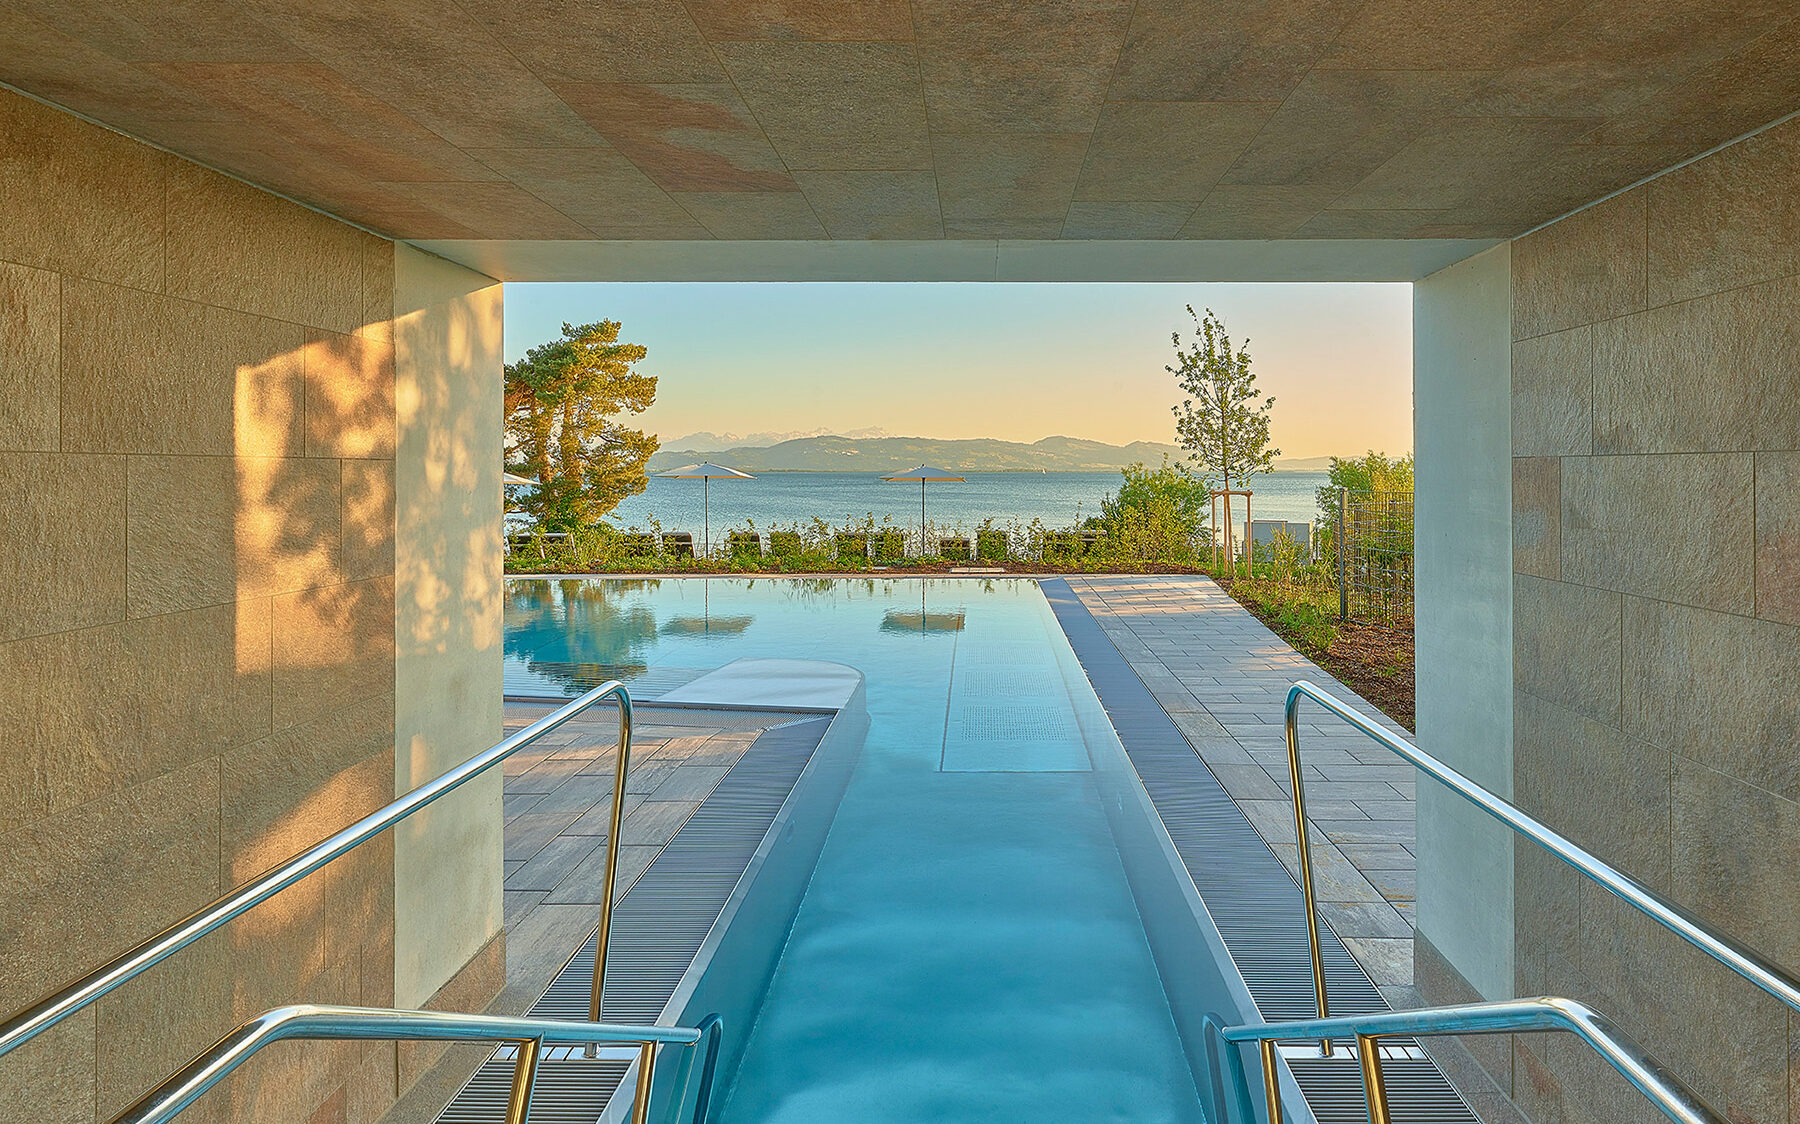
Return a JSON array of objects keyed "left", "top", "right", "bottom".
[{"left": 1093, "top": 460, "right": 1208, "bottom": 562}]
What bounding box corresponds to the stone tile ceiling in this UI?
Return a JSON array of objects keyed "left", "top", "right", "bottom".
[{"left": 3, "top": 0, "right": 1798, "bottom": 241}]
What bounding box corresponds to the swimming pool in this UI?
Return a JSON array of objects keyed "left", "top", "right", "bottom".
[{"left": 504, "top": 578, "right": 1241, "bottom": 1123}]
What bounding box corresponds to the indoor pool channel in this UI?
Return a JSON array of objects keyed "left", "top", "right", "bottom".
[{"left": 501, "top": 578, "right": 1299, "bottom": 1124}]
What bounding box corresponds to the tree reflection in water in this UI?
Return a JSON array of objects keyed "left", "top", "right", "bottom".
[
  {"left": 503, "top": 578, "right": 666, "bottom": 693},
  {"left": 505, "top": 578, "right": 773, "bottom": 695}
]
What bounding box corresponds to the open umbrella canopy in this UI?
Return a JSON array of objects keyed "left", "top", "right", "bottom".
[
  {"left": 879, "top": 465, "right": 965, "bottom": 482},
  {"left": 655, "top": 462, "right": 756, "bottom": 480},
  {"left": 880, "top": 465, "right": 965, "bottom": 550},
  {"left": 653, "top": 463, "right": 755, "bottom": 557},
  {"left": 501, "top": 472, "right": 535, "bottom": 486}
]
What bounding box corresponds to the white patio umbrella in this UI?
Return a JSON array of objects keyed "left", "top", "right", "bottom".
[
  {"left": 880, "top": 465, "right": 965, "bottom": 547},
  {"left": 654, "top": 462, "right": 755, "bottom": 557}
]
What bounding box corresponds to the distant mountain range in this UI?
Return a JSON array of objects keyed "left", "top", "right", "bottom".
[
  {"left": 646, "top": 434, "right": 1342, "bottom": 473},
  {"left": 664, "top": 426, "right": 893, "bottom": 451}
]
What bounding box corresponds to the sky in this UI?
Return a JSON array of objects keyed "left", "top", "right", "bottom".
[{"left": 504, "top": 283, "right": 1413, "bottom": 461}]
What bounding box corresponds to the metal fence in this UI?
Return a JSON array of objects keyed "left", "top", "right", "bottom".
[
  {"left": 1334, "top": 487, "right": 1413, "bottom": 624},
  {"left": 504, "top": 522, "right": 1209, "bottom": 566}
]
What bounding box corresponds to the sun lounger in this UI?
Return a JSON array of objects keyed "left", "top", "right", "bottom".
[{"left": 727, "top": 531, "right": 762, "bottom": 559}]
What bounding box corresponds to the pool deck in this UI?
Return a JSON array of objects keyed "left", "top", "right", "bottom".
[
  {"left": 383, "top": 702, "right": 812, "bottom": 1124},
  {"left": 1060, "top": 574, "right": 1421, "bottom": 1004},
  {"left": 498, "top": 703, "right": 782, "bottom": 990}
]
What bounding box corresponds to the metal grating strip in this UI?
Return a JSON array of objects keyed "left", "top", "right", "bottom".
[
  {"left": 1040, "top": 580, "right": 1480, "bottom": 1123},
  {"left": 434, "top": 716, "right": 831, "bottom": 1124}
]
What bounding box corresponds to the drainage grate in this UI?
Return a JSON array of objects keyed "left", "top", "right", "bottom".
[
  {"left": 956, "top": 668, "right": 1063, "bottom": 696},
  {"left": 1040, "top": 580, "right": 1480, "bottom": 1123},
  {"left": 436, "top": 1058, "right": 627, "bottom": 1124},
  {"left": 435, "top": 716, "right": 832, "bottom": 1124},
  {"left": 955, "top": 705, "right": 1075, "bottom": 740}
]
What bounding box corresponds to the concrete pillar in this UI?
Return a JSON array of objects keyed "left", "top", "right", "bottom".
[
  {"left": 1412, "top": 244, "right": 1515, "bottom": 1002},
  {"left": 392, "top": 244, "right": 506, "bottom": 1008}
]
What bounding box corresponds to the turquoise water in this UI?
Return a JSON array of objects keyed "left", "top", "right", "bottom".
[{"left": 505, "top": 578, "right": 1204, "bottom": 1123}]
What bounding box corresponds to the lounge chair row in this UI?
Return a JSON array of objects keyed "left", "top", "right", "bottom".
[{"left": 505, "top": 527, "right": 1115, "bottom": 562}]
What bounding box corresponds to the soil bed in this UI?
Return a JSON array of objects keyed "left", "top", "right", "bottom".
[{"left": 1219, "top": 581, "right": 1415, "bottom": 733}]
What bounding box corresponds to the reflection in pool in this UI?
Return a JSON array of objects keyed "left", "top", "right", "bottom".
[{"left": 502, "top": 578, "right": 669, "bottom": 691}]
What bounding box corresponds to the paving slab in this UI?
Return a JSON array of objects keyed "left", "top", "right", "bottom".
[{"left": 1061, "top": 574, "right": 1418, "bottom": 994}]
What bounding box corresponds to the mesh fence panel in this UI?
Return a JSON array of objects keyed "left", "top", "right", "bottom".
[{"left": 1339, "top": 489, "right": 1413, "bottom": 625}]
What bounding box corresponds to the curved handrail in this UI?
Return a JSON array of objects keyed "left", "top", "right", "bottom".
[
  {"left": 108, "top": 1004, "right": 708, "bottom": 1124},
  {"left": 0, "top": 680, "right": 634, "bottom": 1060},
  {"left": 1282, "top": 680, "right": 1800, "bottom": 1054},
  {"left": 1220, "top": 996, "right": 1724, "bottom": 1124}
]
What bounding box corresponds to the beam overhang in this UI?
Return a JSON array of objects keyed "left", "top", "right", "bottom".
[{"left": 409, "top": 238, "right": 1502, "bottom": 284}]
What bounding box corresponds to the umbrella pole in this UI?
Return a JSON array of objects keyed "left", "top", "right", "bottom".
[
  {"left": 704, "top": 476, "right": 710, "bottom": 559},
  {"left": 920, "top": 479, "right": 926, "bottom": 553}
]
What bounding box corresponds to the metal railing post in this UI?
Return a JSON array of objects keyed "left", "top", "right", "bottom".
[
  {"left": 1257, "top": 1039, "right": 1282, "bottom": 1123},
  {"left": 590, "top": 686, "right": 636, "bottom": 1025},
  {"left": 504, "top": 1037, "right": 544, "bottom": 1124},
  {"left": 1283, "top": 697, "right": 1332, "bottom": 1057},
  {"left": 631, "top": 1041, "right": 658, "bottom": 1124},
  {"left": 1356, "top": 1034, "right": 1392, "bottom": 1124}
]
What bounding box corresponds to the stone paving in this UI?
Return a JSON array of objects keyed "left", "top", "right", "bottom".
[
  {"left": 380, "top": 703, "right": 801, "bottom": 1124},
  {"left": 497, "top": 702, "right": 791, "bottom": 1001},
  {"left": 1063, "top": 574, "right": 1421, "bottom": 1002}
]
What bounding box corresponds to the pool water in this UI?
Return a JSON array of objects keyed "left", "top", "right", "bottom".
[{"left": 504, "top": 578, "right": 1204, "bottom": 1124}]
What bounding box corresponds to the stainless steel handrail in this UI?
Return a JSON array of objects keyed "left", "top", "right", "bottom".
[
  {"left": 108, "top": 1004, "right": 717, "bottom": 1124},
  {"left": 1282, "top": 680, "right": 1800, "bottom": 1056},
  {"left": 0, "top": 680, "right": 636, "bottom": 1060},
  {"left": 1220, "top": 996, "right": 1725, "bottom": 1124}
]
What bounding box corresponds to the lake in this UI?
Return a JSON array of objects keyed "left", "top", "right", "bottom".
[{"left": 594, "top": 470, "right": 1329, "bottom": 536}]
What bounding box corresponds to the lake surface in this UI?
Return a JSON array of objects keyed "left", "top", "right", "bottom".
[{"left": 598, "top": 470, "right": 1328, "bottom": 535}]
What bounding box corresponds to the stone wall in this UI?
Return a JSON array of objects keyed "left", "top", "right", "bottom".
[
  {"left": 1507, "top": 118, "right": 1800, "bottom": 1123},
  {"left": 0, "top": 87, "right": 494, "bottom": 1123}
]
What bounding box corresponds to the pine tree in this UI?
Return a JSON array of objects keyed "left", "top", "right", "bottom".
[{"left": 505, "top": 321, "right": 658, "bottom": 530}]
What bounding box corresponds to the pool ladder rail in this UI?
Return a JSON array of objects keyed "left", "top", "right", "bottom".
[
  {"left": 0, "top": 680, "right": 666, "bottom": 1124},
  {"left": 1215, "top": 997, "right": 1721, "bottom": 1124},
  {"left": 1222, "top": 679, "right": 1800, "bottom": 1124},
  {"left": 111, "top": 1006, "right": 723, "bottom": 1124}
]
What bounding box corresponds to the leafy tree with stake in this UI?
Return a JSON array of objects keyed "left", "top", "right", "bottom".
[
  {"left": 1168, "top": 305, "right": 1278, "bottom": 570},
  {"left": 506, "top": 320, "right": 658, "bottom": 531}
]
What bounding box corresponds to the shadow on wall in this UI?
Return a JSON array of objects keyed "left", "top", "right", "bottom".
[
  {"left": 104, "top": 320, "right": 399, "bottom": 1123},
  {"left": 198, "top": 307, "right": 399, "bottom": 1123}
]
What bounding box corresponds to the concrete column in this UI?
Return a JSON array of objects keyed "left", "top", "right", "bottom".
[
  {"left": 1412, "top": 244, "right": 1514, "bottom": 1002},
  {"left": 392, "top": 244, "right": 506, "bottom": 1007}
]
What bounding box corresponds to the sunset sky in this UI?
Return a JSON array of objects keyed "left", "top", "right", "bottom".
[{"left": 505, "top": 283, "right": 1413, "bottom": 461}]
